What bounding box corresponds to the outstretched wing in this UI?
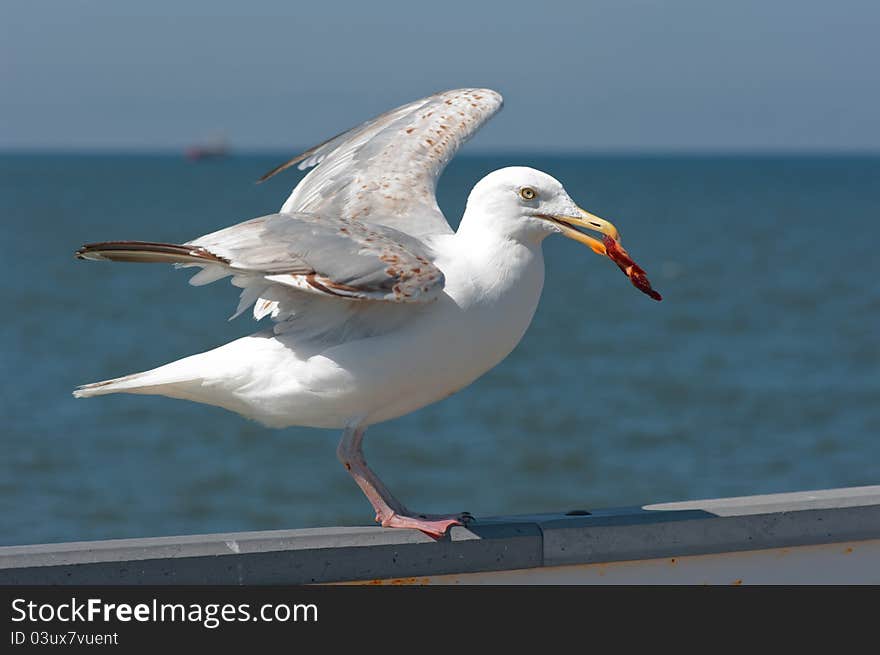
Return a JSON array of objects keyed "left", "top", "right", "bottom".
[
  {"left": 260, "top": 88, "right": 504, "bottom": 239},
  {"left": 77, "top": 212, "right": 446, "bottom": 333},
  {"left": 187, "top": 212, "right": 444, "bottom": 304}
]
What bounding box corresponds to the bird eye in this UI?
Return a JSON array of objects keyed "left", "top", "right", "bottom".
[{"left": 519, "top": 187, "right": 537, "bottom": 200}]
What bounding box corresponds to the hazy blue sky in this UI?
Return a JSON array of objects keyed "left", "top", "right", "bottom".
[{"left": 3, "top": 1, "right": 879, "bottom": 151}]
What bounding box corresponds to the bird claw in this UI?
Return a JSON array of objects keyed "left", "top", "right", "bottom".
[{"left": 378, "top": 511, "right": 475, "bottom": 539}]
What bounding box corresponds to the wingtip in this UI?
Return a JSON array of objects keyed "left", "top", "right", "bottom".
[
  {"left": 72, "top": 386, "right": 91, "bottom": 399},
  {"left": 257, "top": 151, "right": 312, "bottom": 183},
  {"left": 450, "top": 87, "right": 504, "bottom": 107},
  {"left": 256, "top": 162, "right": 288, "bottom": 184},
  {"left": 75, "top": 245, "right": 103, "bottom": 261}
]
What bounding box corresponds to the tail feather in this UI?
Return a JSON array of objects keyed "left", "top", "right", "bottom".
[
  {"left": 73, "top": 360, "right": 202, "bottom": 399},
  {"left": 73, "top": 373, "right": 146, "bottom": 398}
]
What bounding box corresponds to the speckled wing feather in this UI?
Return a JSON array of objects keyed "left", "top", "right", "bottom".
[
  {"left": 261, "top": 88, "right": 504, "bottom": 239},
  {"left": 77, "top": 212, "right": 446, "bottom": 338},
  {"left": 185, "top": 213, "right": 444, "bottom": 305}
]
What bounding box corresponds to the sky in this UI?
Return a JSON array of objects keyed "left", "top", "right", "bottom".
[{"left": 2, "top": 0, "right": 879, "bottom": 152}]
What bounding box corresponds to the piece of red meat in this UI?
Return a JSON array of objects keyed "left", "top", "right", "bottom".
[{"left": 603, "top": 236, "right": 662, "bottom": 301}]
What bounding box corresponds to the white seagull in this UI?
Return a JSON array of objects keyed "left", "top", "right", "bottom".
[{"left": 74, "top": 88, "right": 660, "bottom": 538}]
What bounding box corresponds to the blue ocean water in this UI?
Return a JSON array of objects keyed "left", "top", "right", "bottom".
[{"left": 0, "top": 153, "right": 877, "bottom": 546}]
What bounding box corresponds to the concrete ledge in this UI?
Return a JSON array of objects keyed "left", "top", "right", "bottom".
[{"left": 1, "top": 485, "right": 878, "bottom": 584}]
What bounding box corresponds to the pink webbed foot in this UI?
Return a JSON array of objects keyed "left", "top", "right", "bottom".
[{"left": 379, "top": 511, "right": 474, "bottom": 539}]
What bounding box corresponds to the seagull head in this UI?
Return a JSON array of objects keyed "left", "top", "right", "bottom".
[{"left": 464, "top": 166, "right": 619, "bottom": 255}]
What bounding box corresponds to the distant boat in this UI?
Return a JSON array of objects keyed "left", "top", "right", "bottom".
[{"left": 185, "top": 136, "right": 228, "bottom": 161}]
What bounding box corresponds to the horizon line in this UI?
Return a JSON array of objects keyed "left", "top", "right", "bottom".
[{"left": 2, "top": 146, "right": 880, "bottom": 157}]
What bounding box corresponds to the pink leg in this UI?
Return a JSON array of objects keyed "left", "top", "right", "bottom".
[{"left": 336, "top": 426, "right": 473, "bottom": 539}]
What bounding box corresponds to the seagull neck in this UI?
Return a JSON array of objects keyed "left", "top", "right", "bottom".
[{"left": 449, "top": 207, "right": 546, "bottom": 301}]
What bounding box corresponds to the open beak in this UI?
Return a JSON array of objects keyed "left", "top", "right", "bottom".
[{"left": 545, "top": 207, "right": 620, "bottom": 256}]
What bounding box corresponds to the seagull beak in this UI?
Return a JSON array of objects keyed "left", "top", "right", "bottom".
[{"left": 546, "top": 207, "right": 620, "bottom": 256}]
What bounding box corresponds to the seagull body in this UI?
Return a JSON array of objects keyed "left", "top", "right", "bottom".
[
  {"left": 83, "top": 207, "right": 545, "bottom": 430},
  {"left": 74, "top": 89, "right": 632, "bottom": 537}
]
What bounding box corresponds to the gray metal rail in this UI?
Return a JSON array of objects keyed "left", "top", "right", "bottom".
[{"left": 1, "top": 485, "right": 878, "bottom": 584}]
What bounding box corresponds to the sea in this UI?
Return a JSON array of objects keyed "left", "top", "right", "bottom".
[{"left": 0, "top": 152, "right": 877, "bottom": 546}]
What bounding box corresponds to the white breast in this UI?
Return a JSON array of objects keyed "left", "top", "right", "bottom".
[{"left": 335, "top": 230, "right": 546, "bottom": 426}]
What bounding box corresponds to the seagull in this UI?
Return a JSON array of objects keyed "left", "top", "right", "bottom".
[{"left": 74, "top": 88, "right": 659, "bottom": 538}]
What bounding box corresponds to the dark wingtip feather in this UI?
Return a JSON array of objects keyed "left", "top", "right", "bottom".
[
  {"left": 256, "top": 154, "right": 306, "bottom": 183},
  {"left": 256, "top": 124, "right": 358, "bottom": 183},
  {"left": 75, "top": 244, "right": 110, "bottom": 260},
  {"left": 73, "top": 241, "right": 230, "bottom": 265}
]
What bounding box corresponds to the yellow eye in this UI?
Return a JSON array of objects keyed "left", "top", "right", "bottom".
[{"left": 519, "top": 187, "right": 537, "bottom": 200}]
